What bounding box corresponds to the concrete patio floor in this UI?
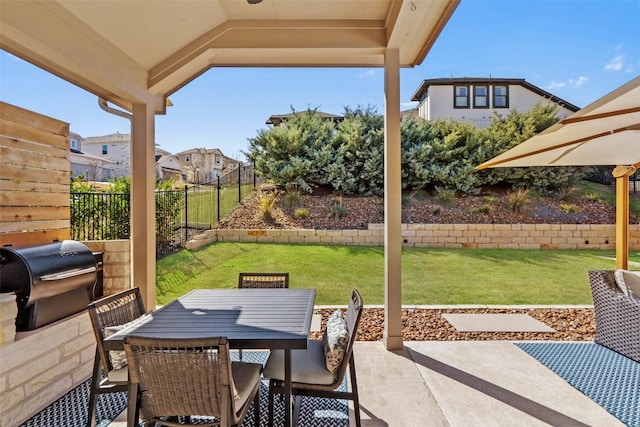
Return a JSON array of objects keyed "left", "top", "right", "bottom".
[
  {"left": 110, "top": 340, "right": 623, "bottom": 427},
  {"left": 352, "top": 341, "right": 624, "bottom": 427}
]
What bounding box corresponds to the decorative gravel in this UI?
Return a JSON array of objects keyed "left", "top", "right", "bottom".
[{"left": 310, "top": 307, "right": 595, "bottom": 342}]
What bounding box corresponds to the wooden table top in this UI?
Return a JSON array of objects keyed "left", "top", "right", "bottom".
[{"left": 103, "top": 288, "right": 316, "bottom": 350}]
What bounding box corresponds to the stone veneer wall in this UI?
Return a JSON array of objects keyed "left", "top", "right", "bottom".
[
  {"left": 0, "top": 240, "right": 131, "bottom": 426},
  {"left": 187, "top": 223, "right": 640, "bottom": 250}
]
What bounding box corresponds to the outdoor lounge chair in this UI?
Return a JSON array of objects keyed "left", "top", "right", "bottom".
[
  {"left": 589, "top": 270, "right": 640, "bottom": 363},
  {"left": 123, "top": 336, "right": 262, "bottom": 427},
  {"left": 263, "top": 288, "right": 364, "bottom": 427},
  {"left": 238, "top": 272, "right": 289, "bottom": 289},
  {"left": 86, "top": 288, "right": 146, "bottom": 427}
]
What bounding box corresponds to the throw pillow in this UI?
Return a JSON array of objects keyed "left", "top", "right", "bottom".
[
  {"left": 104, "top": 325, "right": 129, "bottom": 370},
  {"left": 322, "top": 309, "right": 348, "bottom": 374},
  {"left": 620, "top": 270, "right": 640, "bottom": 299}
]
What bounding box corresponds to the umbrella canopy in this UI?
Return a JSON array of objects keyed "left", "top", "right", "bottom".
[{"left": 477, "top": 75, "right": 640, "bottom": 269}]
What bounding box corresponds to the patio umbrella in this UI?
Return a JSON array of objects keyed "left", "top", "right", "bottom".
[{"left": 477, "top": 75, "right": 640, "bottom": 269}]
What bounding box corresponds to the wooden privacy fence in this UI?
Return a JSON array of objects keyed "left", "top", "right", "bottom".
[{"left": 0, "top": 101, "right": 71, "bottom": 247}]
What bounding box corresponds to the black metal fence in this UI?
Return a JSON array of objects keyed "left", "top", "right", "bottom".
[{"left": 71, "top": 163, "right": 257, "bottom": 258}]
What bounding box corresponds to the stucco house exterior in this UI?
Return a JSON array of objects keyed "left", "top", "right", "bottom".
[
  {"left": 81, "top": 132, "right": 132, "bottom": 178},
  {"left": 174, "top": 147, "right": 238, "bottom": 184},
  {"left": 266, "top": 110, "right": 344, "bottom": 126},
  {"left": 410, "top": 77, "right": 580, "bottom": 127},
  {"left": 69, "top": 131, "right": 116, "bottom": 181}
]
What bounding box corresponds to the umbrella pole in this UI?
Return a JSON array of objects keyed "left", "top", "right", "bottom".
[{"left": 613, "top": 166, "right": 632, "bottom": 269}]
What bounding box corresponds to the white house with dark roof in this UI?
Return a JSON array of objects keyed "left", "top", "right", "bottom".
[{"left": 410, "top": 77, "right": 580, "bottom": 127}]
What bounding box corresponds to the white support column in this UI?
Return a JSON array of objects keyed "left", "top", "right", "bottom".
[
  {"left": 131, "top": 103, "right": 156, "bottom": 310},
  {"left": 383, "top": 48, "right": 403, "bottom": 350}
]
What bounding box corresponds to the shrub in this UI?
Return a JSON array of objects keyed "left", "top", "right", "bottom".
[
  {"left": 559, "top": 204, "right": 579, "bottom": 213},
  {"left": 435, "top": 186, "right": 456, "bottom": 207},
  {"left": 283, "top": 190, "right": 303, "bottom": 208},
  {"left": 556, "top": 185, "right": 581, "bottom": 202},
  {"left": 259, "top": 195, "right": 277, "bottom": 220},
  {"left": 485, "top": 196, "right": 497, "bottom": 205},
  {"left": 329, "top": 205, "right": 350, "bottom": 219},
  {"left": 472, "top": 205, "right": 492, "bottom": 215},
  {"left": 507, "top": 188, "right": 531, "bottom": 212},
  {"left": 294, "top": 208, "right": 309, "bottom": 218},
  {"left": 584, "top": 192, "right": 603, "bottom": 202}
]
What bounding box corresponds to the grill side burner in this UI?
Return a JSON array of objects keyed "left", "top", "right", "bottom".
[{"left": 0, "top": 240, "right": 98, "bottom": 331}]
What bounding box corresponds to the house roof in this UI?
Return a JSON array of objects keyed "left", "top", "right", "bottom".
[
  {"left": 410, "top": 77, "right": 580, "bottom": 112},
  {"left": 266, "top": 110, "right": 344, "bottom": 125},
  {"left": 1, "top": 0, "right": 459, "bottom": 113}
]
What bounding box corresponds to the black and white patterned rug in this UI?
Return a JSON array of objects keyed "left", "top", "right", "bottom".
[
  {"left": 517, "top": 342, "right": 639, "bottom": 427},
  {"left": 21, "top": 351, "right": 349, "bottom": 427}
]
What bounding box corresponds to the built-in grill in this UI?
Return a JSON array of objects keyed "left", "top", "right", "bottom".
[{"left": 0, "top": 240, "right": 100, "bottom": 331}]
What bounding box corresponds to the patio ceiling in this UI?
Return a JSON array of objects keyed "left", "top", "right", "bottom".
[{"left": 0, "top": 0, "right": 458, "bottom": 112}]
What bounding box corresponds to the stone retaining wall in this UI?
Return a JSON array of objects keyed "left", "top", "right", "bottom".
[{"left": 187, "top": 223, "right": 640, "bottom": 250}]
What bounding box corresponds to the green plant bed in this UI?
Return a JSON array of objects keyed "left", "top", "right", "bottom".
[{"left": 156, "top": 243, "right": 626, "bottom": 306}]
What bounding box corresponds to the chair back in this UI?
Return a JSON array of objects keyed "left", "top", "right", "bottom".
[
  {"left": 238, "top": 272, "right": 289, "bottom": 288},
  {"left": 123, "top": 336, "right": 237, "bottom": 421},
  {"left": 331, "top": 288, "right": 363, "bottom": 386},
  {"left": 88, "top": 287, "right": 146, "bottom": 373}
]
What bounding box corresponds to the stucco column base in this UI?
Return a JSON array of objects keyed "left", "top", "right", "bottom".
[{"left": 383, "top": 334, "right": 404, "bottom": 351}]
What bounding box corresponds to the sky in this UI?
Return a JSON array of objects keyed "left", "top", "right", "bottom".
[{"left": 1, "top": 0, "right": 639, "bottom": 161}]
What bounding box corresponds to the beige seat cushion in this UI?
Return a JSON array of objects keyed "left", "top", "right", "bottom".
[
  {"left": 106, "top": 365, "right": 128, "bottom": 383},
  {"left": 231, "top": 361, "right": 262, "bottom": 412},
  {"left": 263, "top": 340, "right": 335, "bottom": 386}
]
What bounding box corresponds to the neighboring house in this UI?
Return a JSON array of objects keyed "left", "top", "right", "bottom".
[
  {"left": 174, "top": 147, "right": 234, "bottom": 184},
  {"left": 82, "top": 132, "right": 132, "bottom": 178},
  {"left": 410, "top": 77, "right": 580, "bottom": 127},
  {"left": 266, "top": 110, "right": 344, "bottom": 126},
  {"left": 155, "top": 151, "right": 185, "bottom": 183},
  {"left": 69, "top": 131, "right": 115, "bottom": 181}
]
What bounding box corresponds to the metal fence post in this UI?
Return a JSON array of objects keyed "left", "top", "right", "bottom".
[
  {"left": 184, "top": 185, "right": 188, "bottom": 243},
  {"left": 217, "top": 176, "right": 221, "bottom": 222},
  {"left": 238, "top": 164, "right": 242, "bottom": 203}
]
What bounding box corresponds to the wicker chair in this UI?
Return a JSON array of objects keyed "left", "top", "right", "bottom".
[
  {"left": 237, "top": 272, "right": 289, "bottom": 360},
  {"left": 123, "top": 336, "right": 263, "bottom": 427},
  {"left": 589, "top": 270, "right": 640, "bottom": 363},
  {"left": 238, "top": 272, "right": 289, "bottom": 289},
  {"left": 264, "top": 288, "right": 364, "bottom": 427},
  {"left": 86, "top": 288, "right": 146, "bottom": 427}
]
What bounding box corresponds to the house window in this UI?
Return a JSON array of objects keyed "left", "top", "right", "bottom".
[
  {"left": 185, "top": 155, "right": 190, "bottom": 162},
  {"left": 454, "top": 85, "right": 469, "bottom": 108},
  {"left": 493, "top": 85, "right": 509, "bottom": 108},
  {"left": 70, "top": 138, "right": 78, "bottom": 149},
  {"left": 102, "top": 144, "right": 108, "bottom": 155},
  {"left": 474, "top": 85, "right": 489, "bottom": 108}
]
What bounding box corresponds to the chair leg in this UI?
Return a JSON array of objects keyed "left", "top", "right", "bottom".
[
  {"left": 292, "top": 395, "right": 302, "bottom": 427},
  {"left": 267, "top": 380, "right": 275, "bottom": 427},
  {"left": 349, "top": 356, "right": 362, "bottom": 427},
  {"left": 87, "top": 349, "right": 102, "bottom": 427},
  {"left": 254, "top": 383, "right": 261, "bottom": 427}
]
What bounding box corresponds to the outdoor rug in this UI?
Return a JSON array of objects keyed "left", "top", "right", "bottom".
[
  {"left": 516, "top": 342, "right": 639, "bottom": 427},
  {"left": 21, "top": 351, "right": 349, "bottom": 427}
]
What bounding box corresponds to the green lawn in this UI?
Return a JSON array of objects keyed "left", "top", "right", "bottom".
[{"left": 156, "top": 242, "right": 637, "bottom": 306}]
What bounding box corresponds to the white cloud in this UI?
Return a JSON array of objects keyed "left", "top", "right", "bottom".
[
  {"left": 569, "top": 76, "right": 589, "bottom": 87},
  {"left": 546, "top": 80, "right": 566, "bottom": 90},
  {"left": 358, "top": 69, "right": 376, "bottom": 78},
  {"left": 605, "top": 55, "right": 624, "bottom": 71}
]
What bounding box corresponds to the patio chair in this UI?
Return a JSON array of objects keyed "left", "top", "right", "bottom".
[
  {"left": 86, "top": 287, "right": 146, "bottom": 427},
  {"left": 238, "top": 272, "right": 289, "bottom": 289},
  {"left": 237, "top": 272, "right": 289, "bottom": 360},
  {"left": 589, "top": 270, "right": 640, "bottom": 363},
  {"left": 263, "top": 288, "right": 364, "bottom": 427},
  {"left": 123, "top": 336, "right": 263, "bottom": 427}
]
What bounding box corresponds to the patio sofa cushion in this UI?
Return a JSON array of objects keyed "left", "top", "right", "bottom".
[
  {"left": 322, "top": 309, "right": 348, "bottom": 374},
  {"left": 263, "top": 340, "right": 335, "bottom": 386},
  {"left": 106, "top": 365, "right": 128, "bottom": 383},
  {"left": 614, "top": 269, "right": 640, "bottom": 299}
]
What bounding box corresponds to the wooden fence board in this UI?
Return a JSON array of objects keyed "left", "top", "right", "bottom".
[
  {"left": 0, "top": 219, "right": 70, "bottom": 234},
  {"left": 0, "top": 230, "right": 71, "bottom": 247},
  {"left": 0, "top": 191, "right": 71, "bottom": 207},
  {"left": 0, "top": 179, "right": 69, "bottom": 194},
  {"left": 0, "top": 120, "right": 69, "bottom": 150},
  {"left": 0, "top": 102, "right": 69, "bottom": 137},
  {"left": 0, "top": 143, "right": 69, "bottom": 169},
  {"left": 0, "top": 206, "right": 70, "bottom": 222},
  {"left": 0, "top": 162, "right": 70, "bottom": 184}
]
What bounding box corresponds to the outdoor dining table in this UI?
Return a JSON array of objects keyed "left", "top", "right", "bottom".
[{"left": 103, "top": 288, "right": 316, "bottom": 427}]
